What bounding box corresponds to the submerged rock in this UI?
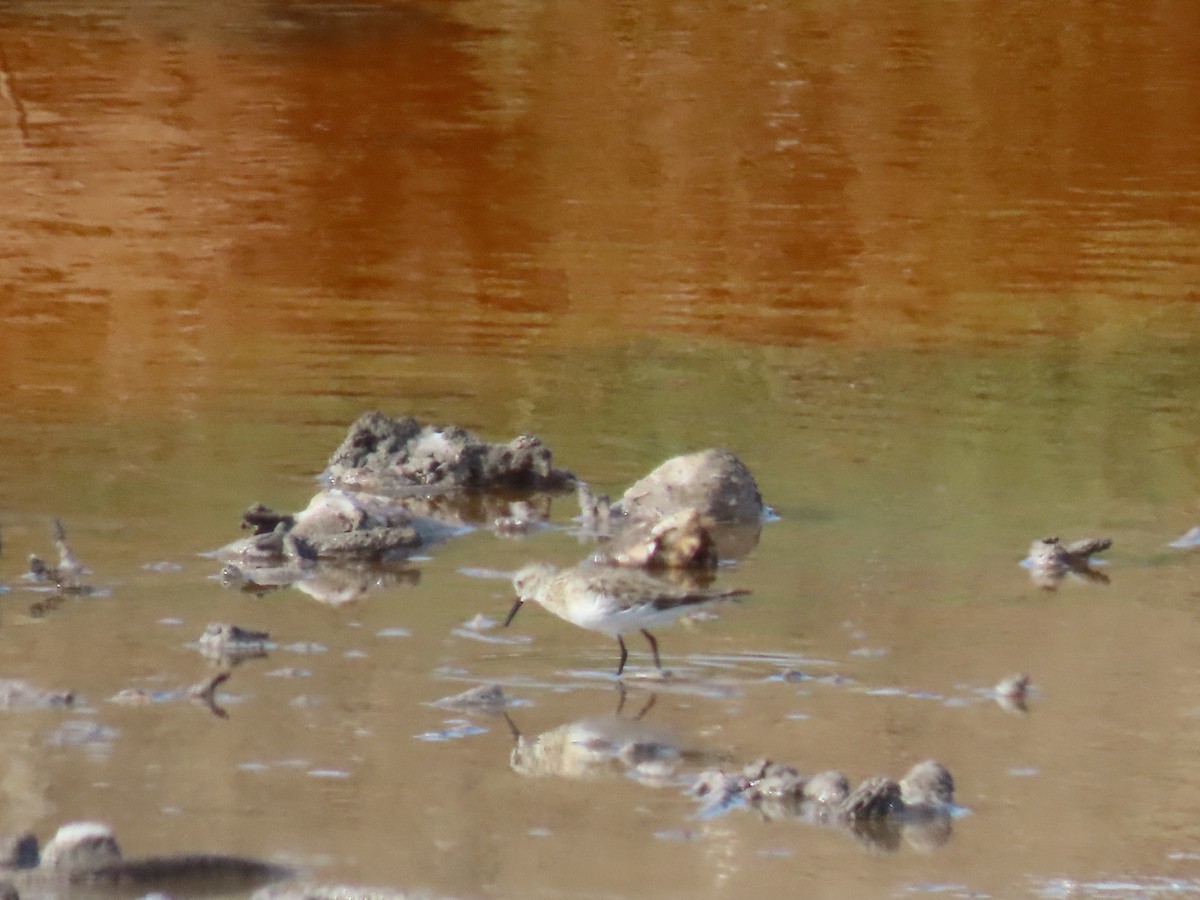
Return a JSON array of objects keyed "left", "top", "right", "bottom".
[{"left": 324, "top": 412, "right": 575, "bottom": 493}]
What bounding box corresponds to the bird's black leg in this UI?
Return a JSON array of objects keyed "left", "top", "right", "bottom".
[
  {"left": 616, "top": 635, "right": 629, "bottom": 676},
  {"left": 641, "top": 629, "right": 662, "bottom": 670}
]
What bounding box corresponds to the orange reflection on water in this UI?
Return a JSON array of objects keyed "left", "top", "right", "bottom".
[{"left": 0, "top": 0, "right": 1198, "bottom": 409}]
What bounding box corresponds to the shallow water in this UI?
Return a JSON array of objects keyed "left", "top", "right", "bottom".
[{"left": 3, "top": 1, "right": 1200, "bottom": 897}]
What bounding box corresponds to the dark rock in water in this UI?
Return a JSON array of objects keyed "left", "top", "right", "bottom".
[
  {"left": 324, "top": 412, "right": 575, "bottom": 493},
  {"left": 610, "top": 449, "right": 764, "bottom": 525}
]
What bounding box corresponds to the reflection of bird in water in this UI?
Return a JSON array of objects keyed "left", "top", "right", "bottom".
[
  {"left": 504, "top": 695, "right": 725, "bottom": 786},
  {"left": 222, "top": 553, "right": 421, "bottom": 604},
  {"left": 1024, "top": 536, "right": 1111, "bottom": 590},
  {"left": 504, "top": 563, "right": 748, "bottom": 675}
]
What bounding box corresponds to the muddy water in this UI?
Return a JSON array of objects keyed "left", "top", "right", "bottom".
[{"left": 3, "top": 1, "right": 1200, "bottom": 897}]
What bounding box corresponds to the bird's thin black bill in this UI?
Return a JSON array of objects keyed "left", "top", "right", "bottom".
[{"left": 503, "top": 598, "right": 523, "bottom": 627}]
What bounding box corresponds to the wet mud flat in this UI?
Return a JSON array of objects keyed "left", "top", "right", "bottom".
[
  {"left": 0, "top": 415, "right": 785, "bottom": 898},
  {"left": 7, "top": 412, "right": 1200, "bottom": 899}
]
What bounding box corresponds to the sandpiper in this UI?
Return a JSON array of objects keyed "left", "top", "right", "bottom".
[{"left": 504, "top": 563, "right": 748, "bottom": 675}]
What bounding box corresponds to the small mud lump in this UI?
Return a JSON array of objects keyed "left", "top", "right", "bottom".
[{"left": 612, "top": 449, "right": 764, "bottom": 525}]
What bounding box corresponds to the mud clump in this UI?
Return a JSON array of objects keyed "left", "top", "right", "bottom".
[
  {"left": 232, "top": 491, "right": 437, "bottom": 563},
  {"left": 324, "top": 412, "right": 575, "bottom": 493},
  {"left": 690, "top": 758, "right": 958, "bottom": 852},
  {"left": 609, "top": 449, "right": 765, "bottom": 526},
  {"left": 1025, "top": 535, "right": 1111, "bottom": 590},
  {"left": 582, "top": 449, "right": 766, "bottom": 570}
]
